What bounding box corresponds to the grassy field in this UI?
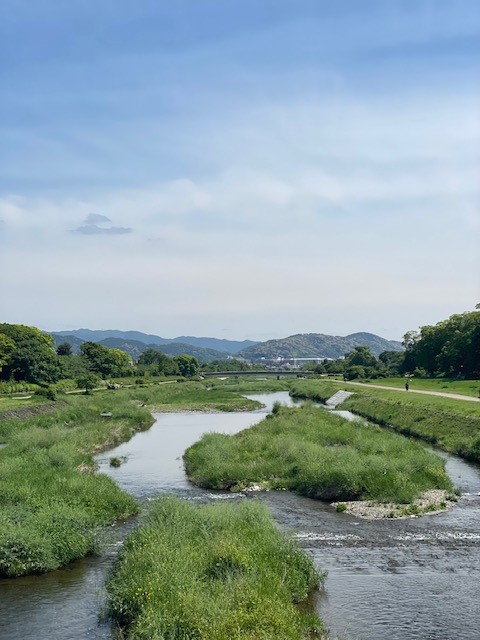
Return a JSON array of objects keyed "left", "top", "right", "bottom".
[
  {"left": 291, "top": 380, "right": 480, "bottom": 463},
  {"left": 342, "top": 392, "right": 480, "bottom": 463},
  {"left": 357, "top": 377, "right": 480, "bottom": 397},
  {"left": 0, "top": 394, "right": 47, "bottom": 412},
  {"left": 184, "top": 404, "right": 453, "bottom": 504},
  {"left": 121, "top": 380, "right": 262, "bottom": 412},
  {"left": 106, "top": 497, "right": 325, "bottom": 640},
  {"left": 205, "top": 376, "right": 295, "bottom": 394},
  {"left": 0, "top": 392, "right": 150, "bottom": 577},
  {"left": 0, "top": 382, "right": 263, "bottom": 578},
  {"left": 292, "top": 379, "right": 480, "bottom": 416}
]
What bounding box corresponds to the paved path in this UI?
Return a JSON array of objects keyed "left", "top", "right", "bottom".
[{"left": 337, "top": 380, "right": 480, "bottom": 402}]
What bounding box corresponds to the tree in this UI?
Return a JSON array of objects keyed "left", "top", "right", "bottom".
[
  {"left": 0, "top": 324, "right": 63, "bottom": 384},
  {"left": 76, "top": 373, "right": 100, "bottom": 395},
  {"left": 172, "top": 354, "right": 199, "bottom": 378},
  {"left": 0, "top": 333, "right": 15, "bottom": 370},
  {"left": 80, "top": 342, "right": 132, "bottom": 378},
  {"left": 138, "top": 349, "right": 178, "bottom": 376},
  {"left": 401, "top": 310, "right": 480, "bottom": 377},
  {"left": 345, "top": 346, "right": 377, "bottom": 368},
  {"left": 378, "top": 350, "right": 404, "bottom": 376},
  {"left": 57, "top": 342, "right": 72, "bottom": 356}
]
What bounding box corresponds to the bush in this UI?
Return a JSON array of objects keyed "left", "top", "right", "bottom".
[{"left": 34, "top": 386, "right": 57, "bottom": 401}]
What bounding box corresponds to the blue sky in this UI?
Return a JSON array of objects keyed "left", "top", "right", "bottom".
[{"left": 1, "top": 0, "right": 479, "bottom": 340}]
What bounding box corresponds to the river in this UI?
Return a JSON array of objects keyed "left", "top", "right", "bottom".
[{"left": 1, "top": 392, "right": 479, "bottom": 640}]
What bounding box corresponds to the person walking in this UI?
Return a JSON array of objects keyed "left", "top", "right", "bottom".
[{"left": 405, "top": 380, "right": 409, "bottom": 391}]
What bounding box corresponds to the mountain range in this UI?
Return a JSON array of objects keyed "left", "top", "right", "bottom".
[
  {"left": 237, "top": 332, "right": 403, "bottom": 360},
  {"left": 50, "top": 329, "right": 402, "bottom": 363},
  {"left": 51, "top": 329, "right": 256, "bottom": 354}
]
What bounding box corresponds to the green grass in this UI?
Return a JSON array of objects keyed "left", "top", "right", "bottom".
[
  {"left": 357, "top": 377, "right": 480, "bottom": 397},
  {"left": 205, "top": 377, "right": 295, "bottom": 394},
  {"left": 341, "top": 392, "right": 480, "bottom": 463},
  {"left": 120, "top": 381, "right": 262, "bottom": 412},
  {"left": 289, "top": 380, "right": 343, "bottom": 404},
  {"left": 291, "top": 379, "right": 480, "bottom": 463},
  {"left": 0, "top": 394, "right": 47, "bottom": 411},
  {"left": 184, "top": 404, "right": 453, "bottom": 504},
  {"left": 0, "top": 381, "right": 264, "bottom": 578},
  {"left": 106, "top": 497, "right": 325, "bottom": 640},
  {"left": 292, "top": 379, "right": 480, "bottom": 417},
  {"left": 0, "top": 393, "right": 153, "bottom": 577}
]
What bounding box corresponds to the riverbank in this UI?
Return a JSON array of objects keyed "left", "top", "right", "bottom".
[
  {"left": 291, "top": 380, "right": 480, "bottom": 463},
  {"left": 0, "top": 382, "right": 262, "bottom": 578},
  {"left": 106, "top": 497, "right": 325, "bottom": 640}
]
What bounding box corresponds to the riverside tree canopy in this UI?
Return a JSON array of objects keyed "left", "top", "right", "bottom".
[{"left": 0, "top": 323, "right": 63, "bottom": 384}]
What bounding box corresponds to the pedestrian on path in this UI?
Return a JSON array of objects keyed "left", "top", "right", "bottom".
[{"left": 405, "top": 380, "right": 409, "bottom": 391}]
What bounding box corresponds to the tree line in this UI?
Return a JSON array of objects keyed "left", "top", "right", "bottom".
[
  {"left": 0, "top": 324, "right": 200, "bottom": 390},
  {"left": 310, "top": 307, "right": 479, "bottom": 380}
]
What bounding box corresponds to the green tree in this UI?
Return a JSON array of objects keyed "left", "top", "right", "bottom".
[
  {"left": 345, "top": 346, "right": 377, "bottom": 368},
  {"left": 138, "top": 349, "right": 178, "bottom": 376},
  {"left": 80, "top": 342, "right": 132, "bottom": 378},
  {"left": 402, "top": 310, "right": 480, "bottom": 377},
  {"left": 172, "top": 354, "right": 199, "bottom": 378},
  {"left": 0, "top": 333, "right": 15, "bottom": 370},
  {"left": 76, "top": 373, "right": 100, "bottom": 394},
  {"left": 0, "top": 324, "right": 63, "bottom": 384},
  {"left": 56, "top": 342, "right": 72, "bottom": 356}
]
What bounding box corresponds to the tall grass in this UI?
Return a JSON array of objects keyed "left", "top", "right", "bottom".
[
  {"left": 0, "top": 382, "right": 263, "bottom": 578},
  {"left": 342, "top": 393, "right": 480, "bottom": 463},
  {"left": 121, "top": 380, "right": 262, "bottom": 412},
  {"left": 106, "top": 497, "right": 325, "bottom": 640},
  {"left": 184, "top": 405, "right": 453, "bottom": 504},
  {"left": 290, "top": 380, "right": 343, "bottom": 403},
  {"left": 0, "top": 393, "right": 152, "bottom": 577}
]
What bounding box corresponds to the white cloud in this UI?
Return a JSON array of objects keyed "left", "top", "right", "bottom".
[{"left": 1, "top": 92, "right": 478, "bottom": 338}]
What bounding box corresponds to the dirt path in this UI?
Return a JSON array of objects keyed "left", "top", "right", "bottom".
[{"left": 339, "top": 380, "right": 480, "bottom": 402}]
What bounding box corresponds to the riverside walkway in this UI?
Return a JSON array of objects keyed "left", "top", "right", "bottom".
[{"left": 339, "top": 380, "right": 480, "bottom": 402}]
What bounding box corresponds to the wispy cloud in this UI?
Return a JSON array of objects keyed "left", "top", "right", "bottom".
[
  {"left": 85, "top": 213, "right": 111, "bottom": 224},
  {"left": 72, "top": 224, "right": 132, "bottom": 235},
  {"left": 71, "top": 213, "right": 132, "bottom": 235}
]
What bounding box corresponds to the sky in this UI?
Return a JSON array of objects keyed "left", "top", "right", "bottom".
[{"left": 1, "top": 0, "right": 479, "bottom": 341}]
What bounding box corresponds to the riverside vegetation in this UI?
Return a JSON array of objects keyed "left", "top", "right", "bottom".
[
  {"left": 0, "top": 382, "right": 260, "bottom": 577},
  {"left": 184, "top": 403, "right": 454, "bottom": 504},
  {"left": 291, "top": 380, "right": 480, "bottom": 463},
  {"left": 106, "top": 497, "right": 325, "bottom": 640}
]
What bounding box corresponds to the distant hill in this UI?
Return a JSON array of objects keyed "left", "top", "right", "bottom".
[
  {"left": 53, "top": 329, "right": 256, "bottom": 354},
  {"left": 50, "top": 333, "right": 85, "bottom": 354},
  {"left": 97, "top": 338, "right": 229, "bottom": 363},
  {"left": 54, "top": 328, "right": 169, "bottom": 345},
  {"left": 173, "top": 336, "right": 257, "bottom": 354},
  {"left": 238, "top": 332, "right": 403, "bottom": 361},
  {"left": 148, "top": 342, "right": 230, "bottom": 362}
]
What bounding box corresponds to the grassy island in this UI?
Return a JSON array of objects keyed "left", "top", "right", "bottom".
[
  {"left": 106, "top": 497, "right": 325, "bottom": 640},
  {"left": 184, "top": 404, "right": 454, "bottom": 504}
]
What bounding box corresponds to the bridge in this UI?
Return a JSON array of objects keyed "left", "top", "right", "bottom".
[{"left": 201, "top": 370, "right": 314, "bottom": 377}]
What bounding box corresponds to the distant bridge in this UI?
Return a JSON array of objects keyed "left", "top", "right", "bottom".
[{"left": 202, "top": 370, "right": 313, "bottom": 377}]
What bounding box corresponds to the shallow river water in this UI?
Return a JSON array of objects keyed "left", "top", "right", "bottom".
[{"left": 1, "top": 392, "right": 480, "bottom": 640}]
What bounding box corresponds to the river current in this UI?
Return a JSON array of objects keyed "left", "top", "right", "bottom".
[{"left": 1, "top": 392, "right": 479, "bottom": 639}]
